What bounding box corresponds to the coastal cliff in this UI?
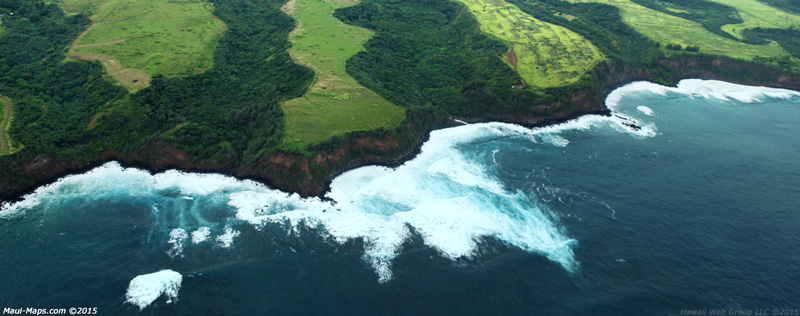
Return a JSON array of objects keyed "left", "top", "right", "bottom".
[{"left": 2, "top": 55, "right": 799, "bottom": 201}]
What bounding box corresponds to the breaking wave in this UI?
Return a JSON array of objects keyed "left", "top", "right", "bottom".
[
  {"left": 606, "top": 79, "right": 800, "bottom": 109},
  {"left": 166, "top": 229, "right": 188, "bottom": 258},
  {"left": 4, "top": 79, "right": 791, "bottom": 283},
  {"left": 125, "top": 270, "right": 182, "bottom": 311},
  {"left": 191, "top": 227, "right": 211, "bottom": 244}
]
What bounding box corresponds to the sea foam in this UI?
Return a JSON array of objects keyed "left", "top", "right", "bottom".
[
  {"left": 6, "top": 80, "right": 785, "bottom": 282},
  {"left": 0, "top": 121, "right": 624, "bottom": 282},
  {"left": 166, "top": 228, "right": 188, "bottom": 258},
  {"left": 606, "top": 79, "right": 800, "bottom": 109},
  {"left": 215, "top": 226, "right": 240, "bottom": 248},
  {"left": 637, "top": 106, "right": 655, "bottom": 116},
  {"left": 229, "top": 123, "right": 584, "bottom": 282},
  {"left": 191, "top": 227, "right": 211, "bottom": 244},
  {"left": 125, "top": 270, "right": 182, "bottom": 310},
  {"left": 0, "top": 162, "right": 265, "bottom": 219}
]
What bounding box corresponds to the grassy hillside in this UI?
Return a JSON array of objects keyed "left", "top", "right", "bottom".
[
  {"left": 455, "top": 0, "right": 603, "bottom": 87},
  {"left": 565, "top": 0, "right": 787, "bottom": 60},
  {"left": 708, "top": 0, "right": 800, "bottom": 40},
  {"left": 2, "top": 0, "right": 800, "bottom": 196},
  {"left": 743, "top": 27, "right": 800, "bottom": 62},
  {"left": 756, "top": 0, "right": 800, "bottom": 15},
  {"left": 628, "top": 0, "right": 743, "bottom": 39},
  {"left": 281, "top": 0, "right": 405, "bottom": 150},
  {"left": 65, "top": 0, "right": 226, "bottom": 89},
  {"left": 0, "top": 95, "right": 21, "bottom": 156}
]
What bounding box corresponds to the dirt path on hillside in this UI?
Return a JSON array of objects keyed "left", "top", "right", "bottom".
[
  {"left": 465, "top": 8, "right": 527, "bottom": 89},
  {"left": 0, "top": 95, "right": 15, "bottom": 155},
  {"left": 72, "top": 38, "right": 127, "bottom": 49},
  {"left": 68, "top": 23, "right": 151, "bottom": 90},
  {"left": 505, "top": 43, "right": 528, "bottom": 88},
  {"left": 281, "top": 0, "right": 296, "bottom": 15}
]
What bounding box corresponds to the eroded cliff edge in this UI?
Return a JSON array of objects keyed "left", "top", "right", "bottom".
[{"left": 1, "top": 55, "right": 799, "bottom": 201}]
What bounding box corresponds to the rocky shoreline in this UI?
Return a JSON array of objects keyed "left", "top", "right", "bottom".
[{"left": 2, "top": 55, "right": 799, "bottom": 203}]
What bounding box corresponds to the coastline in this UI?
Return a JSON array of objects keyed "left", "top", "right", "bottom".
[
  {"left": 0, "top": 107, "right": 611, "bottom": 204},
  {"left": 317, "top": 106, "right": 613, "bottom": 201},
  {"left": 2, "top": 56, "right": 800, "bottom": 204}
]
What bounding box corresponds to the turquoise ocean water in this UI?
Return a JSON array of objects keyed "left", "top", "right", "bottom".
[{"left": 1, "top": 79, "right": 799, "bottom": 315}]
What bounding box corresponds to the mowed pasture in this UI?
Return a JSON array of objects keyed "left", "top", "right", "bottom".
[
  {"left": 65, "top": 0, "right": 226, "bottom": 88},
  {"left": 0, "top": 96, "right": 21, "bottom": 156},
  {"left": 281, "top": 0, "right": 405, "bottom": 150},
  {"left": 707, "top": 0, "right": 800, "bottom": 40},
  {"left": 565, "top": 0, "right": 787, "bottom": 60},
  {"left": 457, "top": 0, "right": 603, "bottom": 88}
]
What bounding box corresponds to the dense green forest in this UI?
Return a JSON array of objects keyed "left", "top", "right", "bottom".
[
  {"left": 128, "top": 0, "right": 314, "bottom": 163},
  {"left": 0, "top": 0, "right": 798, "bottom": 195},
  {"left": 0, "top": 0, "right": 125, "bottom": 152},
  {"left": 502, "top": 0, "right": 662, "bottom": 65},
  {"left": 742, "top": 27, "right": 800, "bottom": 63},
  {"left": 332, "top": 0, "right": 671, "bottom": 122},
  {"left": 335, "top": 0, "right": 556, "bottom": 118},
  {"left": 0, "top": 0, "right": 314, "bottom": 167}
]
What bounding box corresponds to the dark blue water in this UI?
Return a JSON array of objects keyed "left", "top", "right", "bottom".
[{"left": 2, "top": 80, "right": 799, "bottom": 315}]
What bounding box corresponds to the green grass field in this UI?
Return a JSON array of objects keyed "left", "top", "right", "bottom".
[
  {"left": 281, "top": 0, "right": 405, "bottom": 150},
  {"left": 565, "top": 0, "right": 787, "bottom": 60},
  {"left": 0, "top": 96, "right": 21, "bottom": 156},
  {"left": 65, "top": 0, "right": 226, "bottom": 82},
  {"left": 457, "top": 0, "right": 603, "bottom": 87},
  {"left": 707, "top": 0, "right": 800, "bottom": 40}
]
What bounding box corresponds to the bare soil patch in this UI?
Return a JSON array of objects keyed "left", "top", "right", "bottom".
[
  {"left": 0, "top": 95, "right": 16, "bottom": 155},
  {"left": 505, "top": 43, "right": 528, "bottom": 88},
  {"left": 68, "top": 24, "right": 150, "bottom": 90}
]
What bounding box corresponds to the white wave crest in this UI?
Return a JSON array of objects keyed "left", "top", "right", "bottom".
[
  {"left": 229, "top": 123, "right": 585, "bottom": 282},
  {"left": 3, "top": 78, "right": 797, "bottom": 284},
  {"left": 0, "top": 120, "right": 638, "bottom": 283},
  {"left": 0, "top": 163, "right": 151, "bottom": 218},
  {"left": 637, "top": 106, "right": 655, "bottom": 116},
  {"left": 606, "top": 79, "right": 800, "bottom": 109},
  {"left": 20, "top": 81, "right": 785, "bottom": 282},
  {"left": 0, "top": 100, "right": 656, "bottom": 283},
  {"left": 191, "top": 227, "right": 211, "bottom": 244},
  {"left": 125, "top": 270, "right": 182, "bottom": 311},
  {"left": 0, "top": 162, "right": 266, "bottom": 219},
  {"left": 216, "top": 226, "right": 240, "bottom": 249},
  {"left": 166, "top": 228, "right": 188, "bottom": 258}
]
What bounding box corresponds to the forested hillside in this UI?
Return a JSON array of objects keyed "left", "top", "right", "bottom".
[
  {"left": 0, "top": 0, "right": 314, "bottom": 184},
  {"left": 1, "top": 0, "right": 799, "bottom": 197}
]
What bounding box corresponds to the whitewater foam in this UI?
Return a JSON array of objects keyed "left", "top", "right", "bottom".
[
  {"left": 13, "top": 80, "right": 786, "bottom": 282},
  {"left": 125, "top": 270, "right": 182, "bottom": 311},
  {"left": 216, "top": 226, "right": 240, "bottom": 249},
  {"left": 166, "top": 229, "right": 188, "bottom": 258},
  {"left": 227, "top": 122, "right": 590, "bottom": 282},
  {"left": 0, "top": 121, "right": 631, "bottom": 283},
  {"left": 0, "top": 162, "right": 267, "bottom": 219},
  {"left": 191, "top": 227, "right": 211, "bottom": 244},
  {"left": 606, "top": 79, "right": 800, "bottom": 109},
  {"left": 637, "top": 106, "right": 655, "bottom": 116}
]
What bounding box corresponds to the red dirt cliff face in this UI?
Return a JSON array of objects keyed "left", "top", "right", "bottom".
[
  {"left": 240, "top": 132, "right": 415, "bottom": 196},
  {"left": 597, "top": 56, "right": 800, "bottom": 92},
  {"left": 2, "top": 55, "right": 800, "bottom": 199},
  {"left": 0, "top": 140, "right": 227, "bottom": 199}
]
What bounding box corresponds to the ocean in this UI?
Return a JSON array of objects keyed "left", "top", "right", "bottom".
[{"left": 1, "top": 79, "right": 799, "bottom": 315}]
